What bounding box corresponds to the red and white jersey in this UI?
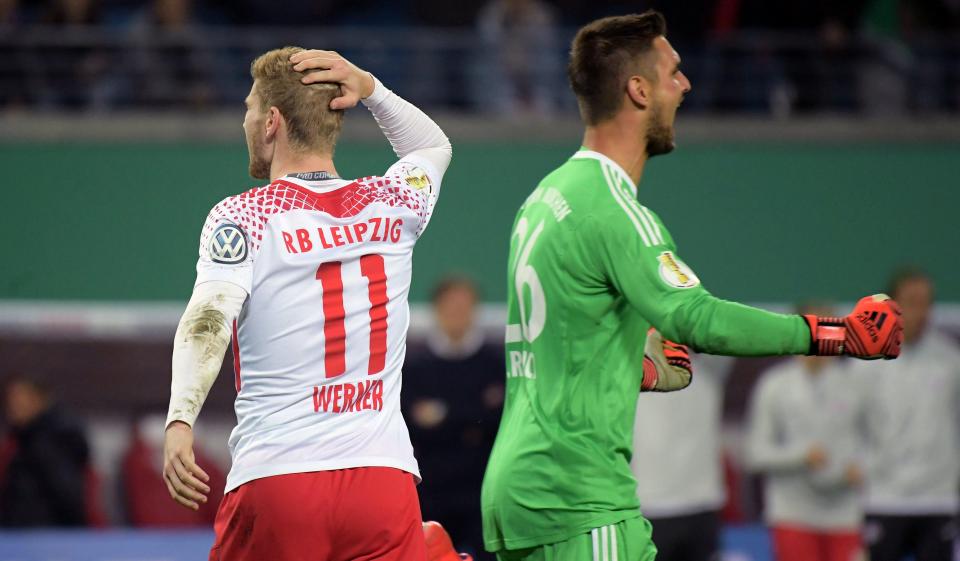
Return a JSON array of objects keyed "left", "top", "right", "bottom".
[{"left": 195, "top": 153, "right": 441, "bottom": 492}]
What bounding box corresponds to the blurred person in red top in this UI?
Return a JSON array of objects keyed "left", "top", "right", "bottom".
[
  {"left": 122, "top": 414, "right": 225, "bottom": 527},
  {"left": 0, "top": 374, "right": 92, "bottom": 527}
]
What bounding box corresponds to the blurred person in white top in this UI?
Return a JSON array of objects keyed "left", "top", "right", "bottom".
[
  {"left": 747, "top": 304, "right": 866, "bottom": 561},
  {"left": 630, "top": 354, "right": 733, "bottom": 561},
  {"left": 856, "top": 269, "right": 960, "bottom": 561},
  {"left": 161, "top": 46, "right": 452, "bottom": 561}
]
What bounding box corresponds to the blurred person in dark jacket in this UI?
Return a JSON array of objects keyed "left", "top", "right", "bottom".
[
  {"left": 403, "top": 276, "right": 504, "bottom": 560},
  {"left": 0, "top": 373, "right": 91, "bottom": 527}
]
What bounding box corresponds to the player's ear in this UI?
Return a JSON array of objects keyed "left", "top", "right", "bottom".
[
  {"left": 627, "top": 75, "right": 652, "bottom": 110},
  {"left": 264, "top": 106, "right": 282, "bottom": 141}
]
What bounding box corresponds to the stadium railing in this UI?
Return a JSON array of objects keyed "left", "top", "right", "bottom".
[{"left": 1, "top": 25, "right": 959, "bottom": 114}]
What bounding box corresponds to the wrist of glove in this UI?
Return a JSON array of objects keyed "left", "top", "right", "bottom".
[
  {"left": 804, "top": 294, "right": 902, "bottom": 360},
  {"left": 641, "top": 328, "right": 693, "bottom": 392}
]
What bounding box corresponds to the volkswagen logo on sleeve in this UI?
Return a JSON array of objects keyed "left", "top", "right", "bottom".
[{"left": 210, "top": 223, "right": 248, "bottom": 264}]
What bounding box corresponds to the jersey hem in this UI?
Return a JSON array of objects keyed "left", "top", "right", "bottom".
[
  {"left": 484, "top": 511, "right": 640, "bottom": 553},
  {"left": 640, "top": 499, "right": 725, "bottom": 519},
  {"left": 225, "top": 457, "right": 421, "bottom": 493}
]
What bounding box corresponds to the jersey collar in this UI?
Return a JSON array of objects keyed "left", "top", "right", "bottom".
[
  {"left": 276, "top": 175, "right": 354, "bottom": 193},
  {"left": 572, "top": 149, "right": 638, "bottom": 198}
]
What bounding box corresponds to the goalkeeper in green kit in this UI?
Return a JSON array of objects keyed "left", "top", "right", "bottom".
[{"left": 480, "top": 10, "right": 903, "bottom": 561}]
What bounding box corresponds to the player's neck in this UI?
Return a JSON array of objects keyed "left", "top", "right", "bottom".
[
  {"left": 582, "top": 121, "right": 649, "bottom": 187},
  {"left": 269, "top": 151, "right": 339, "bottom": 182}
]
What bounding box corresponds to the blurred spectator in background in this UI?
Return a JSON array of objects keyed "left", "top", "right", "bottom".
[
  {"left": 132, "top": 0, "right": 215, "bottom": 108},
  {"left": 1, "top": 0, "right": 959, "bottom": 114},
  {"left": 0, "top": 374, "right": 93, "bottom": 527},
  {"left": 403, "top": 276, "right": 504, "bottom": 560},
  {"left": 856, "top": 268, "right": 960, "bottom": 561},
  {"left": 747, "top": 304, "right": 866, "bottom": 561},
  {"left": 122, "top": 414, "right": 225, "bottom": 526},
  {"left": 0, "top": 0, "right": 17, "bottom": 24},
  {"left": 0, "top": 0, "right": 24, "bottom": 108},
  {"left": 735, "top": 0, "right": 868, "bottom": 114},
  {"left": 34, "top": 0, "right": 109, "bottom": 109},
  {"left": 409, "top": 0, "right": 486, "bottom": 109},
  {"left": 40, "top": 0, "right": 100, "bottom": 24},
  {"left": 221, "top": 0, "right": 340, "bottom": 26},
  {"left": 96, "top": 0, "right": 217, "bottom": 109},
  {"left": 902, "top": 0, "right": 960, "bottom": 112},
  {"left": 476, "top": 0, "right": 561, "bottom": 115},
  {"left": 631, "top": 354, "right": 734, "bottom": 561}
]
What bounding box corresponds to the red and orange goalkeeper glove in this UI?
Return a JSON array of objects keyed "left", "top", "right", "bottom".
[
  {"left": 641, "top": 328, "right": 693, "bottom": 392},
  {"left": 803, "top": 294, "right": 902, "bottom": 359},
  {"left": 423, "top": 521, "right": 473, "bottom": 561}
]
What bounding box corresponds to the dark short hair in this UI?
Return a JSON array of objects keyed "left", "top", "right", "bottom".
[
  {"left": 887, "top": 266, "right": 932, "bottom": 299},
  {"left": 431, "top": 275, "right": 479, "bottom": 304},
  {"left": 567, "top": 10, "right": 667, "bottom": 125}
]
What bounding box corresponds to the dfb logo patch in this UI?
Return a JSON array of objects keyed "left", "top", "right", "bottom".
[
  {"left": 210, "top": 224, "right": 248, "bottom": 264},
  {"left": 656, "top": 251, "right": 700, "bottom": 289},
  {"left": 403, "top": 166, "right": 432, "bottom": 193}
]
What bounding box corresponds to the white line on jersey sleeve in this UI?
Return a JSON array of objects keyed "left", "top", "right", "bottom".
[{"left": 601, "top": 162, "right": 652, "bottom": 247}]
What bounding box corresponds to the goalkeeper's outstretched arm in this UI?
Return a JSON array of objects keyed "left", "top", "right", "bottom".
[{"left": 588, "top": 211, "right": 901, "bottom": 360}]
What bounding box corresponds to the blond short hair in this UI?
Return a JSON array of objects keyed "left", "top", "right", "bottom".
[{"left": 250, "top": 46, "right": 344, "bottom": 153}]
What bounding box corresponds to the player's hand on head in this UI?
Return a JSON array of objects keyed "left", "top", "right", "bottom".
[
  {"left": 162, "top": 421, "right": 211, "bottom": 511},
  {"left": 290, "top": 49, "right": 375, "bottom": 110}
]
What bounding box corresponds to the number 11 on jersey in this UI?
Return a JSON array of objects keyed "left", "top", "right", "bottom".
[{"left": 316, "top": 255, "right": 388, "bottom": 379}]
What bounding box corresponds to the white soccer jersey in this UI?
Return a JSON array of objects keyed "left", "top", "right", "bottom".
[{"left": 195, "top": 154, "right": 442, "bottom": 492}]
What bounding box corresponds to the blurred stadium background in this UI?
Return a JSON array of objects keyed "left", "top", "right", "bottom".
[{"left": 1, "top": 0, "right": 958, "bottom": 560}]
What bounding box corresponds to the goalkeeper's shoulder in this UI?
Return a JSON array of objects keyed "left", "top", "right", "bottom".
[{"left": 583, "top": 192, "right": 674, "bottom": 252}]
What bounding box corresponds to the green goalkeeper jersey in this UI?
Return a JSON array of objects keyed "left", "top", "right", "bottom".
[{"left": 481, "top": 150, "right": 810, "bottom": 552}]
